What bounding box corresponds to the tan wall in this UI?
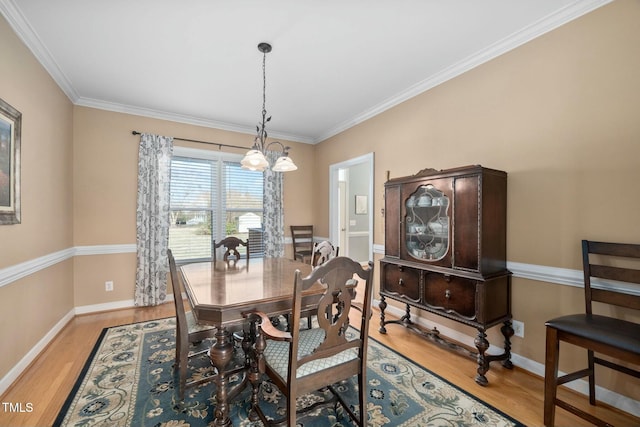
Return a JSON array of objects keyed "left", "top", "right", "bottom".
[
  {"left": 314, "top": 0, "right": 640, "bottom": 399},
  {"left": 2, "top": 0, "right": 640, "bottom": 404},
  {"left": 72, "top": 106, "right": 315, "bottom": 304},
  {"left": 0, "top": 16, "right": 74, "bottom": 379}
]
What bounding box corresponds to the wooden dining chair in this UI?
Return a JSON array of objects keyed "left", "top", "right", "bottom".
[
  {"left": 213, "top": 236, "right": 249, "bottom": 263},
  {"left": 290, "top": 225, "right": 314, "bottom": 263},
  {"left": 543, "top": 240, "right": 640, "bottom": 426},
  {"left": 244, "top": 256, "right": 374, "bottom": 426},
  {"left": 168, "top": 249, "right": 217, "bottom": 401},
  {"left": 311, "top": 240, "right": 339, "bottom": 267}
]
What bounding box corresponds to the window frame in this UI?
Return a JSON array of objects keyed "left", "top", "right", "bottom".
[{"left": 169, "top": 146, "right": 263, "bottom": 263}]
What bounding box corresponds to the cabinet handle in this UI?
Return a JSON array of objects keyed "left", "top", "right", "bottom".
[
  {"left": 398, "top": 278, "right": 404, "bottom": 287},
  {"left": 445, "top": 289, "right": 451, "bottom": 299}
]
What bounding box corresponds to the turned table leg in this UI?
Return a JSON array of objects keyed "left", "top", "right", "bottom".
[{"left": 209, "top": 327, "right": 235, "bottom": 426}]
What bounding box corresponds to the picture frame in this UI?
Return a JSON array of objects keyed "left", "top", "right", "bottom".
[
  {"left": 355, "top": 195, "right": 367, "bottom": 215},
  {"left": 0, "top": 98, "right": 21, "bottom": 225}
]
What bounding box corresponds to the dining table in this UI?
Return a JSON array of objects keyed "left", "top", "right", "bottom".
[{"left": 179, "top": 256, "right": 318, "bottom": 426}]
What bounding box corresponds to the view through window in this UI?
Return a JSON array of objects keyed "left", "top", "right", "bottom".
[{"left": 168, "top": 150, "right": 264, "bottom": 262}]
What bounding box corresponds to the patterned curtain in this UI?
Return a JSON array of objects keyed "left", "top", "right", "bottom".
[
  {"left": 262, "top": 150, "right": 284, "bottom": 258},
  {"left": 135, "top": 133, "right": 173, "bottom": 306}
]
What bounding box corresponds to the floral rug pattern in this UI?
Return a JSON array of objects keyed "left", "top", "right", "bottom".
[{"left": 54, "top": 318, "right": 523, "bottom": 427}]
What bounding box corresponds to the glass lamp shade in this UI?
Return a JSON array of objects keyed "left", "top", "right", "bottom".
[
  {"left": 241, "top": 149, "right": 269, "bottom": 171},
  {"left": 272, "top": 156, "right": 298, "bottom": 172}
]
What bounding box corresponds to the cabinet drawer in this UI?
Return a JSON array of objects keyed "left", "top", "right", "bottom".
[
  {"left": 381, "top": 263, "right": 420, "bottom": 302},
  {"left": 423, "top": 273, "right": 476, "bottom": 318}
]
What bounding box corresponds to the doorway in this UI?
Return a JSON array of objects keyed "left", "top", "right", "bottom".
[{"left": 329, "top": 153, "right": 374, "bottom": 263}]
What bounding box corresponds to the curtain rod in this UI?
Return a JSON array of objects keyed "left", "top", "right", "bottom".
[{"left": 131, "top": 131, "right": 250, "bottom": 151}]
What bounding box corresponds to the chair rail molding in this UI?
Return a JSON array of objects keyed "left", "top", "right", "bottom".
[
  {"left": 3, "top": 246, "right": 638, "bottom": 297},
  {"left": 0, "top": 244, "right": 136, "bottom": 288}
]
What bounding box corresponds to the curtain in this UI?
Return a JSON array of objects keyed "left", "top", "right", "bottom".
[
  {"left": 262, "top": 150, "right": 284, "bottom": 258},
  {"left": 135, "top": 133, "right": 173, "bottom": 306}
]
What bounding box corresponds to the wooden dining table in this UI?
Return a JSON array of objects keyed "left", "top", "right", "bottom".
[{"left": 179, "top": 257, "right": 317, "bottom": 426}]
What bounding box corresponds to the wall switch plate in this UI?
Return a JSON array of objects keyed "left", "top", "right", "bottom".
[
  {"left": 512, "top": 319, "right": 524, "bottom": 338},
  {"left": 105, "top": 281, "right": 114, "bottom": 292}
]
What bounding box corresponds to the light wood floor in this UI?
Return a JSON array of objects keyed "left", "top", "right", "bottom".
[{"left": 1, "top": 303, "right": 638, "bottom": 427}]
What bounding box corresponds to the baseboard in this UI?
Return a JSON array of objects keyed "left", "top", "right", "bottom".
[
  {"left": 74, "top": 299, "right": 137, "bottom": 315},
  {"left": 0, "top": 308, "right": 75, "bottom": 396},
  {"left": 373, "top": 297, "right": 640, "bottom": 418}
]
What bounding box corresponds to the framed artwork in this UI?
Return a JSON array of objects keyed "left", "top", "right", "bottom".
[
  {"left": 355, "top": 195, "right": 367, "bottom": 215},
  {"left": 0, "top": 98, "right": 21, "bottom": 225}
]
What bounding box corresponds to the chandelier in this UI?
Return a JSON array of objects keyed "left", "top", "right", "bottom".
[{"left": 241, "top": 42, "right": 297, "bottom": 172}]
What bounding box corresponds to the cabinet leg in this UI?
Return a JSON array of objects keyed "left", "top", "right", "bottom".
[
  {"left": 501, "top": 320, "right": 514, "bottom": 369},
  {"left": 474, "top": 329, "right": 489, "bottom": 386},
  {"left": 400, "top": 303, "right": 413, "bottom": 325},
  {"left": 378, "top": 296, "right": 387, "bottom": 334}
]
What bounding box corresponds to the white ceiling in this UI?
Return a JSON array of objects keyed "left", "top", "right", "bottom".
[{"left": 1, "top": 0, "right": 610, "bottom": 144}]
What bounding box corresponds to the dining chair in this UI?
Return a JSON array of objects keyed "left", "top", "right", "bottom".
[
  {"left": 168, "top": 249, "right": 217, "bottom": 401},
  {"left": 244, "top": 256, "right": 374, "bottom": 426},
  {"left": 543, "top": 240, "right": 640, "bottom": 426},
  {"left": 213, "top": 236, "right": 249, "bottom": 263},
  {"left": 290, "top": 225, "right": 314, "bottom": 263},
  {"left": 311, "top": 240, "right": 339, "bottom": 267}
]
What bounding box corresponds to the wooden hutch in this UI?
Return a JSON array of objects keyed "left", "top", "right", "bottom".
[{"left": 379, "top": 165, "right": 513, "bottom": 385}]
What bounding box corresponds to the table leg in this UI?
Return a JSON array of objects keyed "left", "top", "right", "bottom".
[
  {"left": 209, "top": 327, "right": 235, "bottom": 426},
  {"left": 247, "top": 319, "right": 266, "bottom": 421}
]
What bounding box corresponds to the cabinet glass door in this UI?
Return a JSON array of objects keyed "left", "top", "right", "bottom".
[{"left": 405, "top": 184, "right": 449, "bottom": 261}]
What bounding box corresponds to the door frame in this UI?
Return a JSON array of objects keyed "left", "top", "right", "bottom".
[{"left": 329, "top": 152, "right": 374, "bottom": 262}]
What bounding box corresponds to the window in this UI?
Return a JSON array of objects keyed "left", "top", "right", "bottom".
[{"left": 168, "top": 147, "right": 263, "bottom": 262}]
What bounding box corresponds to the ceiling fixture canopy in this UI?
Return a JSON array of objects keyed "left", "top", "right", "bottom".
[{"left": 241, "top": 42, "right": 297, "bottom": 172}]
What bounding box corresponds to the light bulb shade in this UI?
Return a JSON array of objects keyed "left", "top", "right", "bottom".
[
  {"left": 241, "top": 149, "right": 269, "bottom": 171},
  {"left": 272, "top": 155, "right": 298, "bottom": 172}
]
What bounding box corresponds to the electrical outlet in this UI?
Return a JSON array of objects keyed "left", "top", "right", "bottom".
[
  {"left": 105, "top": 281, "right": 114, "bottom": 292},
  {"left": 512, "top": 319, "right": 524, "bottom": 338}
]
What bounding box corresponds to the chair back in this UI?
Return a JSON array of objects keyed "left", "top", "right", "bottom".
[
  {"left": 168, "top": 249, "right": 189, "bottom": 342},
  {"left": 290, "top": 225, "right": 314, "bottom": 262},
  {"left": 581, "top": 240, "right": 640, "bottom": 314},
  {"left": 288, "top": 256, "right": 373, "bottom": 392},
  {"left": 214, "top": 236, "right": 249, "bottom": 263},
  {"left": 311, "top": 240, "right": 339, "bottom": 267}
]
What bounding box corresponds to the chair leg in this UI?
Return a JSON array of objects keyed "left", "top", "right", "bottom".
[
  {"left": 544, "top": 327, "right": 560, "bottom": 427},
  {"left": 358, "top": 372, "right": 367, "bottom": 426},
  {"left": 587, "top": 349, "right": 596, "bottom": 405},
  {"left": 287, "top": 391, "right": 297, "bottom": 427}
]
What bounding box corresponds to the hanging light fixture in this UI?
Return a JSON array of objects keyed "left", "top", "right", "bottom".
[{"left": 241, "top": 42, "right": 297, "bottom": 172}]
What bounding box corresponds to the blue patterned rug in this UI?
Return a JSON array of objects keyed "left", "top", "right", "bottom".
[{"left": 53, "top": 317, "right": 524, "bottom": 426}]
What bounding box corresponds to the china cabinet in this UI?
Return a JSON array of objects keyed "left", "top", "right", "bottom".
[{"left": 379, "top": 165, "right": 513, "bottom": 385}]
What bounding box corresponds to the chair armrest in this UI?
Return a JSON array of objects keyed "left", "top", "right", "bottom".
[{"left": 243, "top": 310, "right": 292, "bottom": 341}]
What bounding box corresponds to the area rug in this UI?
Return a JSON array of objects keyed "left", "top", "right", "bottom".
[{"left": 53, "top": 317, "right": 524, "bottom": 427}]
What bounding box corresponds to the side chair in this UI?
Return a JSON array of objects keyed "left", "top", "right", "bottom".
[
  {"left": 213, "top": 236, "right": 249, "bottom": 263},
  {"left": 168, "top": 249, "right": 217, "bottom": 401},
  {"left": 290, "top": 225, "right": 314, "bottom": 263},
  {"left": 244, "top": 256, "right": 374, "bottom": 426},
  {"left": 543, "top": 240, "right": 640, "bottom": 426}
]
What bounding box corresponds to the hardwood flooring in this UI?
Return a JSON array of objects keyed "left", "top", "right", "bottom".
[{"left": 1, "top": 303, "right": 638, "bottom": 427}]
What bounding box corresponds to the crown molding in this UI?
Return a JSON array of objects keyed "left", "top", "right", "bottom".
[
  {"left": 2, "top": 0, "right": 611, "bottom": 145},
  {"left": 0, "top": 0, "right": 79, "bottom": 101},
  {"left": 76, "top": 97, "right": 315, "bottom": 145}
]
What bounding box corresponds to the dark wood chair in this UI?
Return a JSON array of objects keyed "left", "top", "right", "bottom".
[
  {"left": 543, "top": 240, "right": 640, "bottom": 426},
  {"left": 167, "top": 249, "right": 217, "bottom": 401},
  {"left": 290, "top": 225, "right": 313, "bottom": 263},
  {"left": 213, "top": 236, "right": 249, "bottom": 263},
  {"left": 311, "top": 240, "right": 339, "bottom": 267},
  {"left": 244, "top": 256, "right": 374, "bottom": 426}
]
